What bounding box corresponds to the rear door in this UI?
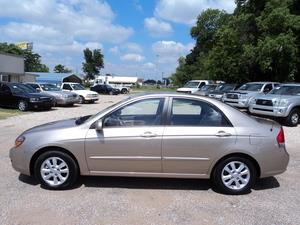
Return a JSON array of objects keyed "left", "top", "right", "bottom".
[{"left": 162, "top": 97, "right": 236, "bottom": 175}]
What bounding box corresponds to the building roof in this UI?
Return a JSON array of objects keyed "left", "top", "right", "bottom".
[{"left": 26, "top": 72, "right": 83, "bottom": 82}]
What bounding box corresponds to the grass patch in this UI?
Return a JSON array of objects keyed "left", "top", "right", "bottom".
[{"left": 0, "top": 108, "right": 23, "bottom": 120}]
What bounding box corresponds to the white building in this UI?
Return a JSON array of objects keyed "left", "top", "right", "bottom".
[{"left": 0, "top": 52, "right": 37, "bottom": 83}]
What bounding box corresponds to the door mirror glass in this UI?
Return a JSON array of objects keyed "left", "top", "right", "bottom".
[{"left": 95, "top": 119, "right": 103, "bottom": 131}]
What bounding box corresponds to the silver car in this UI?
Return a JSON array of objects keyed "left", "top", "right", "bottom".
[
  {"left": 249, "top": 84, "right": 300, "bottom": 126},
  {"left": 26, "top": 83, "right": 80, "bottom": 106},
  {"left": 223, "top": 82, "right": 280, "bottom": 108},
  {"left": 9, "top": 93, "right": 289, "bottom": 194}
]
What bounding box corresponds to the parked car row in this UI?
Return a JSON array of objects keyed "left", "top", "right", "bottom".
[{"left": 177, "top": 80, "right": 300, "bottom": 126}]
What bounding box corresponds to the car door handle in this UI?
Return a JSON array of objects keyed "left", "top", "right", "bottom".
[
  {"left": 215, "top": 131, "right": 232, "bottom": 137},
  {"left": 141, "top": 131, "right": 157, "bottom": 138}
]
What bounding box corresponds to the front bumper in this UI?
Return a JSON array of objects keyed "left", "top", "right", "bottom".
[
  {"left": 223, "top": 98, "right": 250, "bottom": 108},
  {"left": 249, "top": 105, "right": 289, "bottom": 117},
  {"left": 56, "top": 97, "right": 80, "bottom": 105},
  {"left": 9, "top": 146, "right": 31, "bottom": 175},
  {"left": 28, "top": 100, "right": 54, "bottom": 109}
]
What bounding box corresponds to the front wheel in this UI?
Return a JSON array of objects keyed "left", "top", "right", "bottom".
[
  {"left": 212, "top": 157, "right": 256, "bottom": 195},
  {"left": 18, "top": 100, "right": 28, "bottom": 111},
  {"left": 34, "top": 151, "right": 79, "bottom": 190},
  {"left": 78, "top": 96, "right": 85, "bottom": 104},
  {"left": 285, "top": 109, "right": 299, "bottom": 127}
]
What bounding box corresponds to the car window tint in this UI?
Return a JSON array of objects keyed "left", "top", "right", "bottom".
[
  {"left": 171, "top": 98, "right": 229, "bottom": 127},
  {"left": 63, "top": 84, "right": 72, "bottom": 90},
  {"left": 264, "top": 84, "right": 273, "bottom": 92},
  {"left": 104, "top": 98, "right": 164, "bottom": 127}
]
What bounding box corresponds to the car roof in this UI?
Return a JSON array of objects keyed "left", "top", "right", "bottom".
[{"left": 245, "top": 81, "right": 279, "bottom": 84}]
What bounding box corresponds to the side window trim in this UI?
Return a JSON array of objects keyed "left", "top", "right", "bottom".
[
  {"left": 102, "top": 97, "right": 168, "bottom": 128},
  {"left": 166, "top": 97, "right": 233, "bottom": 127}
]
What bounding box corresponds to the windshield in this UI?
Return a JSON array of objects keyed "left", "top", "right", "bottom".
[
  {"left": 8, "top": 84, "right": 36, "bottom": 94},
  {"left": 40, "top": 83, "right": 60, "bottom": 91},
  {"left": 200, "top": 85, "right": 216, "bottom": 91},
  {"left": 217, "top": 84, "right": 235, "bottom": 91},
  {"left": 184, "top": 81, "right": 200, "bottom": 88},
  {"left": 71, "top": 83, "right": 85, "bottom": 90},
  {"left": 238, "top": 83, "right": 263, "bottom": 91},
  {"left": 269, "top": 86, "right": 300, "bottom": 96}
]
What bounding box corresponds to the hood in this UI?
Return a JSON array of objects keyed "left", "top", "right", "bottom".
[
  {"left": 14, "top": 92, "right": 53, "bottom": 99},
  {"left": 44, "top": 91, "right": 77, "bottom": 97},
  {"left": 72, "top": 90, "right": 98, "bottom": 95},
  {"left": 177, "top": 87, "right": 198, "bottom": 92},
  {"left": 24, "top": 118, "right": 77, "bottom": 134}
]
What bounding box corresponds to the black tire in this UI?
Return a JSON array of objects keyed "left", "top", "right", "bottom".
[
  {"left": 121, "top": 88, "right": 127, "bottom": 94},
  {"left": 18, "top": 100, "right": 28, "bottom": 111},
  {"left": 78, "top": 96, "right": 85, "bottom": 104},
  {"left": 285, "top": 109, "right": 299, "bottom": 127},
  {"left": 34, "top": 151, "right": 79, "bottom": 190},
  {"left": 212, "top": 156, "right": 257, "bottom": 195},
  {"left": 109, "top": 91, "right": 113, "bottom": 95}
]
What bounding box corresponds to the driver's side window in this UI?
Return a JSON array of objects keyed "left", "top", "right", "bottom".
[{"left": 104, "top": 98, "right": 164, "bottom": 127}]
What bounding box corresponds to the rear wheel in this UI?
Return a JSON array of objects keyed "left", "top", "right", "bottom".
[
  {"left": 34, "top": 151, "right": 78, "bottom": 190},
  {"left": 121, "top": 88, "right": 127, "bottom": 94},
  {"left": 18, "top": 100, "right": 28, "bottom": 111},
  {"left": 285, "top": 109, "right": 299, "bottom": 127},
  {"left": 212, "top": 157, "right": 256, "bottom": 195}
]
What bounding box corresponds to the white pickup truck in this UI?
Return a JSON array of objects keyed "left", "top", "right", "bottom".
[{"left": 61, "top": 82, "right": 99, "bottom": 104}]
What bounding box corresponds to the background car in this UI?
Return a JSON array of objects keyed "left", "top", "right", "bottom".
[
  {"left": 10, "top": 93, "right": 289, "bottom": 195},
  {"left": 109, "top": 84, "right": 130, "bottom": 94},
  {"left": 26, "top": 83, "right": 80, "bottom": 106},
  {"left": 61, "top": 82, "right": 99, "bottom": 104},
  {"left": 223, "top": 82, "right": 280, "bottom": 109},
  {"left": 193, "top": 84, "right": 218, "bottom": 96},
  {"left": 90, "top": 84, "right": 120, "bottom": 95},
  {"left": 208, "top": 84, "right": 238, "bottom": 100},
  {"left": 176, "top": 80, "right": 213, "bottom": 94},
  {"left": 249, "top": 83, "right": 300, "bottom": 126},
  {"left": 0, "top": 82, "right": 54, "bottom": 111}
]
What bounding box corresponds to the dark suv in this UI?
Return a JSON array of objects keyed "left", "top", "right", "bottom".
[
  {"left": 0, "top": 82, "right": 55, "bottom": 111},
  {"left": 90, "top": 84, "right": 120, "bottom": 95}
]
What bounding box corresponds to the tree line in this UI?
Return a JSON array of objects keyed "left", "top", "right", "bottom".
[{"left": 171, "top": 0, "right": 300, "bottom": 86}]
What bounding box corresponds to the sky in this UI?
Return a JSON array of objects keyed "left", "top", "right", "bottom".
[{"left": 0, "top": 0, "right": 236, "bottom": 80}]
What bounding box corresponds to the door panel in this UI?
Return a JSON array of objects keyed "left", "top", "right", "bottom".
[
  {"left": 85, "top": 127, "right": 163, "bottom": 172},
  {"left": 162, "top": 127, "right": 236, "bottom": 175}
]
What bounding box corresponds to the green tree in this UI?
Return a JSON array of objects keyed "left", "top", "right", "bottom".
[
  {"left": 54, "top": 64, "right": 72, "bottom": 73},
  {"left": 82, "top": 48, "right": 104, "bottom": 80}
]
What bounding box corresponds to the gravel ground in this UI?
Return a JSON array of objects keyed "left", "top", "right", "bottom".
[{"left": 0, "top": 95, "right": 299, "bottom": 225}]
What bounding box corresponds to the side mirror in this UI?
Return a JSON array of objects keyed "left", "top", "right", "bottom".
[{"left": 95, "top": 119, "right": 103, "bottom": 131}]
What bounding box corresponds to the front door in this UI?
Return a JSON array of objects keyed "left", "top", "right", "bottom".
[
  {"left": 162, "top": 98, "right": 236, "bottom": 175},
  {"left": 85, "top": 98, "right": 166, "bottom": 173}
]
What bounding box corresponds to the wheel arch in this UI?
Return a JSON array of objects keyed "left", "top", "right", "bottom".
[
  {"left": 210, "top": 152, "right": 261, "bottom": 179},
  {"left": 29, "top": 146, "right": 80, "bottom": 176}
]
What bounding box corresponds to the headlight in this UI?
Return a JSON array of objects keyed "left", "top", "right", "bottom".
[
  {"left": 15, "top": 136, "right": 25, "bottom": 148},
  {"left": 29, "top": 97, "right": 40, "bottom": 102},
  {"left": 249, "top": 97, "right": 256, "bottom": 104},
  {"left": 278, "top": 99, "right": 289, "bottom": 107}
]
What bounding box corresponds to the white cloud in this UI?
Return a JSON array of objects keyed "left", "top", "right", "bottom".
[
  {"left": 144, "top": 17, "right": 173, "bottom": 37},
  {"left": 121, "top": 53, "right": 145, "bottom": 62},
  {"left": 109, "top": 46, "right": 120, "bottom": 54},
  {"left": 123, "top": 43, "right": 143, "bottom": 53},
  {"left": 152, "top": 40, "right": 194, "bottom": 76},
  {"left": 155, "top": 0, "right": 236, "bottom": 25},
  {"left": 0, "top": 0, "right": 134, "bottom": 71},
  {"left": 143, "top": 62, "right": 156, "bottom": 69}
]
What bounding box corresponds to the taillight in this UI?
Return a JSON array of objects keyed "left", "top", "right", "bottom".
[{"left": 276, "top": 127, "right": 285, "bottom": 145}]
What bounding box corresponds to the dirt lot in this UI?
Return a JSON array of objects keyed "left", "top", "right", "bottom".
[{"left": 0, "top": 95, "right": 299, "bottom": 225}]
